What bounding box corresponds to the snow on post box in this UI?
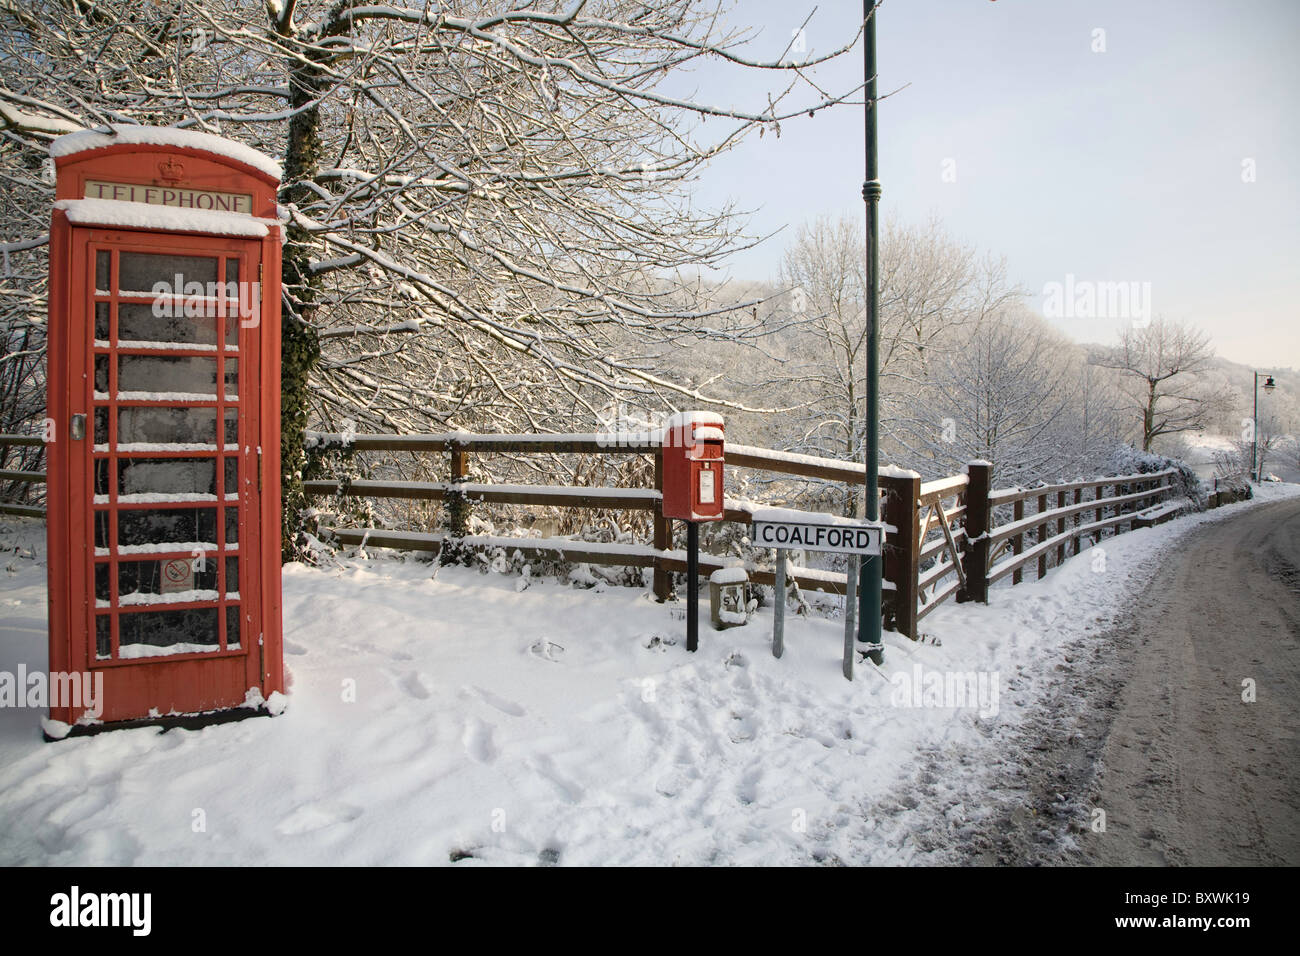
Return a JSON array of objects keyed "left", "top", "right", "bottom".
[
  {"left": 661, "top": 411, "right": 724, "bottom": 522},
  {"left": 43, "top": 126, "right": 285, "bottom": 736}
]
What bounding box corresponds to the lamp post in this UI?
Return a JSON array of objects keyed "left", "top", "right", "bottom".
[
  {"left": 857, "top": 0, "right": 884, "bottom": 666},
  {"left": 1252, "top": 372, "right": 1276, "bottom": 481}
]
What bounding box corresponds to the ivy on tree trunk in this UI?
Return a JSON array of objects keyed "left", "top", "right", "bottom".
[{"left": 277, "top": 50, "right": 328, "bottom": 562}]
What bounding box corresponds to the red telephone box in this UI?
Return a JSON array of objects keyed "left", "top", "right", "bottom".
[
  {"left": 661, "top": 411, "right": 724, "bottom": 521},
  {"left": 45, "top": 126, "right": 284, "bottom": 733}
]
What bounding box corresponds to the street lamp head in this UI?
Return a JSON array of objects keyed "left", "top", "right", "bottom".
[{"left": 1263, "top": 375, "right": 1276, "bottom": 391}]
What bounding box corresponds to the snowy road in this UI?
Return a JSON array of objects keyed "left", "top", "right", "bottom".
[
  {"left": 920, "top": 494, "right": 1300, "bottom": 865},
  {"left": 1083, "top": 495, "right": 1300, "bottom": 865}
]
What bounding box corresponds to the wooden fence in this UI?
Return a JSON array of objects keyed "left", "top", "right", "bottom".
[
  {"left": 301, "top": 431, "right": 1189, "bottom": 637},
  {"left": 0, "top": 430, "right": 1191, "bottom": 636},
  {"left": 301, "top": 432, "right": 900, "bottom": 610},
  {"left": 0, "top": 433, "right": 45, "bottom": 518}
]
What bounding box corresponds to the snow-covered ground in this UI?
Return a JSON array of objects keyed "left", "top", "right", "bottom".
[{"left": 2, "top": 483, "right": 1297, "bottom": 866}]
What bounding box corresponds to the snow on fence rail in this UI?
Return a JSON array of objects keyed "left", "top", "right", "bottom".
[
  {"left": 303, "top": 430, "right": 890, "bottom": 603},
  {"left": 0, "top": 433, "right": 46, "bottom": 517},
  {"left": 0, "top": 430, "right": 1195, "bottom": 639},
  {"left": 976, "top": 467, "right": 1181, "bottom": 591},
  {"left": 302, "top": 431, "right": 1194, "bottom": 638}
]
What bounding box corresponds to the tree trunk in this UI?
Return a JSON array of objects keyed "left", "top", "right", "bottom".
[
  {"left": 1143, "top": 379, "right": 1157, "bottom": 451},
  {"left": 278, "top": 54, "right": 327, "bottom": 561}
]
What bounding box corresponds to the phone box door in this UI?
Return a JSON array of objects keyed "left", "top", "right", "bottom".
[{"left": 47, "top": 229, "right": 273, "bottom": 725}]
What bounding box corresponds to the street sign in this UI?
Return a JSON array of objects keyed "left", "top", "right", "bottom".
[
  {"left": 751, "top": 515, "right": 883, "bottom": 556},
  {"left": 752, "top": 508, "right": 886, "bottom": 681}
]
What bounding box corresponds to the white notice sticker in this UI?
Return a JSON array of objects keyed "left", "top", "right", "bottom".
[
  {"left": 160, "top": 558, "right": 195, "bottom": 593},
  {"left": 699, "top": 469, "right": 716, "bottom": 505}
]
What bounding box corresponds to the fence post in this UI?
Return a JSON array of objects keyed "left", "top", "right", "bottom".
[
  {"left": 443, "top": 442, "right": 469, "bottom": 563},
  {"left": 652, "top": 447, "right": 670, "bottom": 602},
  {"left": 1056, "top": 489, "right": 1067, "bottom": 566},
  {"left": 1037, "top": 493, "right": 1048, "bottom": 579},
  {"left": 881, "top": 472, "right": 920, "bottom": 638},
  {"left": 958, "top": 461, "right": 991, "bottom": 604},
  {"left": 1072, "top": 487, "right": 1082, "bottom": 555},
  {"left": 1012, "top": 498, "right": 1024, "bottom": 585}
]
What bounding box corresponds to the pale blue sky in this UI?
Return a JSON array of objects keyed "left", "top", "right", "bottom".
[{"left": 674, "top": 0, "right": 1300, "bottom": 368}]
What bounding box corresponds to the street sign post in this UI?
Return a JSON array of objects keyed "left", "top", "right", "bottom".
[{"left": 753, "top": 510, "right": 885, "bottom": 680}]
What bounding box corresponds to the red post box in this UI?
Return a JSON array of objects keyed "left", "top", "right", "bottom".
[
  {"left": 661, "top": 411, "right": 724, "bottom": 521},
  {"left": 44, "top": 126, "right": 284, "bottom": 734}
]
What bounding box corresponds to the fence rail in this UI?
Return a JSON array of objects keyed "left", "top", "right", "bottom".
[
  {"left": 302, "top": 431, "right": 1197, "bottom": 636},
  {"left": 305, "top": 430, "right": 893, "bottom": 601},
  {"left": 0, "top": 430, "right": 1201, "bottom": 637},
  {"left": 0, "top": 433, "right": 46, "bottom": 517}
]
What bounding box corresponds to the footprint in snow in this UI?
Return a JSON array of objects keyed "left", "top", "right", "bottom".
[
  {"left": 469, "top": 685, "right": 526, "bottom": 717},
  {"left": 736, "top": 772, "right": 760, "bottom": 806},
  {"left": 655, "top": 769, "right": 689, "bottom": 797},
  {"left": 527, "top": 639, "right": 565, "bottom": 662},
  {"left": 461, "top": 717, "right": 498, "bottom": 764},
  {"left": 401, "top": 672, "right": 433, "bottom": 700},
  {"left": 526, "top": 755, "right": 584, "bottom": 803},
  {"left": 275, "top": 802, "right": 363, "bottom": 836}
]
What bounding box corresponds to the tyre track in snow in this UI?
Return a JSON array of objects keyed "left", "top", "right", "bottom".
[
  {"left": 1080, "top": 495, "right": 1300, "bottom": 865},
  {"left": 917, "top": 496, "right": 1300, "bottom": 866}
]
